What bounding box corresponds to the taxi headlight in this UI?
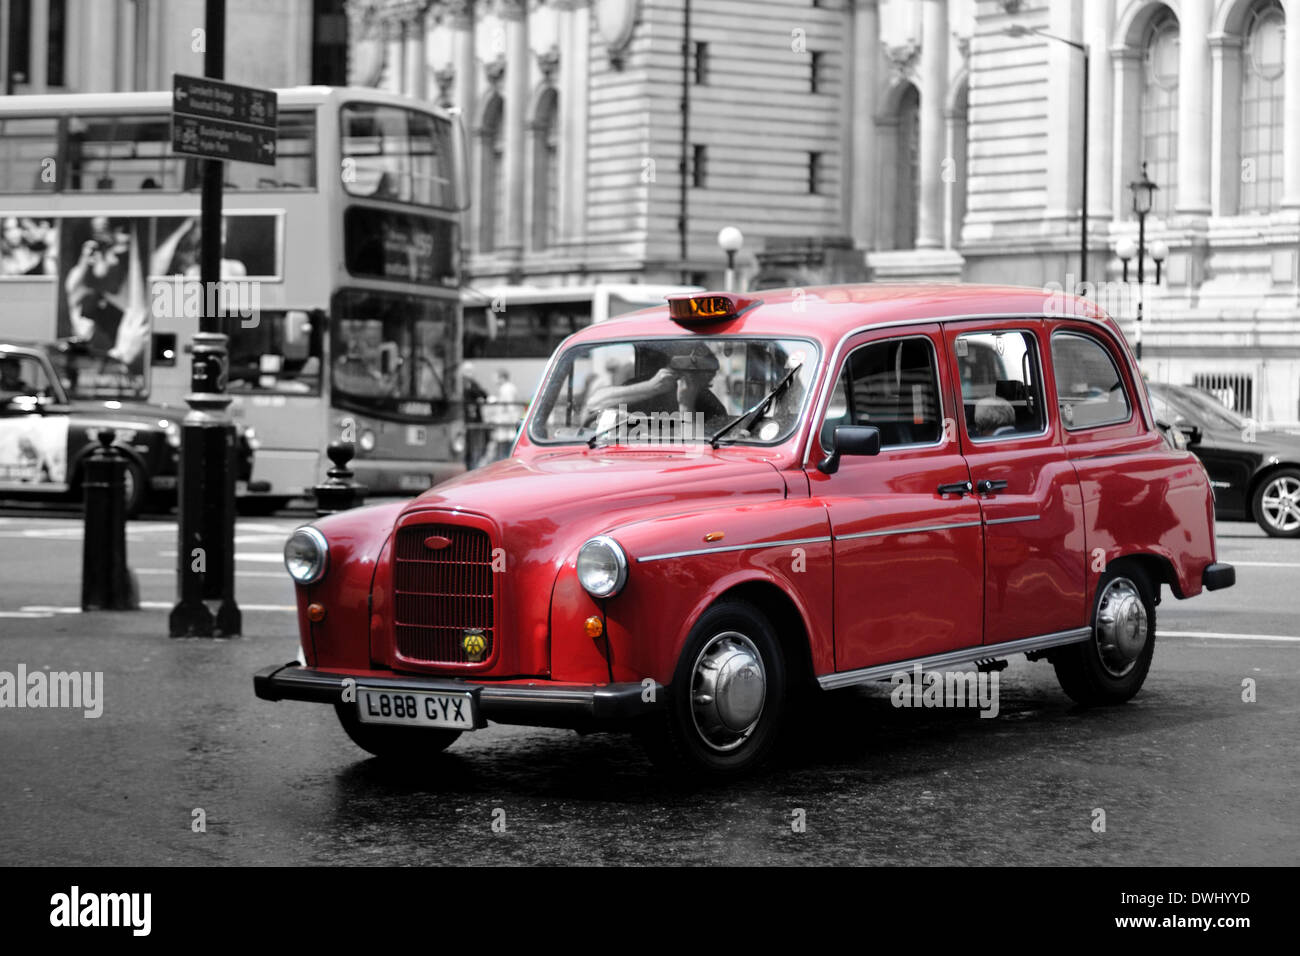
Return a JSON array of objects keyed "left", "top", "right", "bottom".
[
  {"left": 576, "top": 535, "right": 628, "bottom": 599},
  {"left": 284, "top": 527, "right": 328, "bottom": 584}
]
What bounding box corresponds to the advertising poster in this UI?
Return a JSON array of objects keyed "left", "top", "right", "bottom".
[{"left": 0, "top": 417, "right": 68, "bottom": 485}]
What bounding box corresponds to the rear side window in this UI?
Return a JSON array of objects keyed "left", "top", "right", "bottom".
[
  {"left": 821, "top": 336, "right": 943, "bottom": 450},
  {"left": 1052, "top": 332, "right": 1132, "bottom": 430},
  {"left": 954, "top": 330, "right": 1046, "bottom": 439}
]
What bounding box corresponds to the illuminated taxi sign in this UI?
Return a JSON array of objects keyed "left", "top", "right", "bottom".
[{"left": 666, "top": 292, "right": 755, "bottom": 324}]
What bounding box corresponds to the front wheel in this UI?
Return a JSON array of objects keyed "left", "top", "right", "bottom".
[
  {"left": 1052, "top": 564, "right": 1157, "bottom": 705},
  {"left": 1252, "top": 468, "right": 1300, "bottom": 538},
  {"left": 638, "top": 600, "right": 787, "bottom": 777},
  {"left": 333, "top": 702, "right": 462, "bottom": 759}
]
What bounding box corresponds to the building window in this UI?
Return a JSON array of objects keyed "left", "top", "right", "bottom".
[
  {"left": 480, "top": 95, "right": 505, "bottom": 252},
  {"left": 893, "top": 82, "right": 920, "bottom": 249},
  {"left": 1240, "top": 1, "right": 1286, "bottom": 214},
  {"left": 46, "top": 0, "right": 65, "bottom": 87},
  {"left": 810, "top": 51, "right": 824, "bottom": 93},
  {"left": 694, "top": 41, "right": 708, "bottom": 85},
  {"left": 6, "top": 0, "right": 31, "bottom": 89},
  {"left": 312, "top": 0, "right": 350, "bottom": 86},
  {"left": 808, "top": 152, "right": 822, "bottom": 195},
  {"left": 531, "top": 88, "right": 560, "bottom": 249},
  {"left": 692, "top": 144, "right": 707, "bottom": 188},
  {"left": 1140, "top": 11, "right": 1179, "bottom": 218}
]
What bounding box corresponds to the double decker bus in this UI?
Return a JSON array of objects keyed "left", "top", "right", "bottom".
[{"left": 0, "top": 86, "right": 464, "bottom": 508}]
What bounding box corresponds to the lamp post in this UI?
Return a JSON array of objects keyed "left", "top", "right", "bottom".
[
  {"left": 1006, "top": 24, "right": 1089, "bottom": 288},
  {"left": 1117, "top": 162, "right": 1162, "bottom": 361},
  {"left": 717, "top": 226, "right": 744, "bottom": 291}
]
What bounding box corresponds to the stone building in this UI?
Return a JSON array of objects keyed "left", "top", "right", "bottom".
[{"left": 352, "top": 0, "right": 1300, "bottom": 424}]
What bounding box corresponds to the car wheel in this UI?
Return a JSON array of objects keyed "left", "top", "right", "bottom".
[
  {"left": 1052, "top": 563, "right": 1157, "bottom": 706},
  {"left": 1252, "top": 468, "right": 1300, "bottom": 538},
  {"left": 333, "top": 702, "right": 462, "bottom": 759},
  {"left": 120, "top": 459, "right": 146, "bottom": 518},
  {"left": 638, "top": 599, "right": 787, "bottom": 777}
]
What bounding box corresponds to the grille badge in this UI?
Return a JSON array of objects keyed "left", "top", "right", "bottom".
[
  {"left": 423, "top": 535, "right": 452, "bottom": 551},
  {"left": 463, "top": 630, "right": 487, "bottom": 662}
]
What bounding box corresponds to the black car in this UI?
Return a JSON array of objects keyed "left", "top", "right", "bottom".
[
  {"left": 1147, "top": 381, "right": 1300, "bottom": 538},
  {"left": 0, "top": 340, "right": 254, "bottom": 516}
]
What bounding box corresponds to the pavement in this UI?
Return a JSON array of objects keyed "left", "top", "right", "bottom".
[{"left": 0, "top": 510, "right": 1297, "bottom": 866}]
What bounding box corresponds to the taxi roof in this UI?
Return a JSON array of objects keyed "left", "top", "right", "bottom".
[{"left": 569, "top": 283, "right": 1112, "bottom": 348}]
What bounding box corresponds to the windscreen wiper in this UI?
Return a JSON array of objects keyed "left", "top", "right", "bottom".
[
  {"left": 708, "top": 364, "right": 802, "bottom": 448},
  {"left": 586, "top": 414, "right": 634, "bottom": 448}
]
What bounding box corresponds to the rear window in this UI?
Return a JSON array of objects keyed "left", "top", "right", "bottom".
[{"left": 1051, "top": 332, "right": 1132, "bottom": 430}]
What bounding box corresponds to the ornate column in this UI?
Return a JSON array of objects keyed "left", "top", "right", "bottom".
[
  {"left": 1111, "top": 46, "right": 1142, "bottom": 217},
  {"left": 499, "top": 0, "right": 529, "bottom": 254},
  {"left": 849, "top": 0, "right": 880, "bottom": 251},
  {"left": 916, "top": 0, "right": 948, "bottom": 249},
  {"left": 384, "top": 14, "right": 405, "bottom": 94},
  {"left": 1283, "top": 0, "right": 1300, "bottom": 208},
  {"left": 554, "top": 0, "right": 591, "bottom": 245},
  {"left": 1083, "top": 0, "right": 1114, "bottom": 222},
  {"left": 1176, "top": 0, "right": 1212, "bottom": 216},
  {"left": 403, "top": 2, "right": 430, "bottom": 100},
  {"left": 448, "top": 0, "right": 477, "bottom": 117},
  {"left": 1045, "top": 0, "right": 1083, "bottom": 221},
  {"left": 1210, "top": 34, "right": 1244, "bottom": 215}
]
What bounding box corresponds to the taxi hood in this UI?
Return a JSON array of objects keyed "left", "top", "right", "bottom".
[{"left": 403, "top": 449, "right": 786, "bottom": 528}]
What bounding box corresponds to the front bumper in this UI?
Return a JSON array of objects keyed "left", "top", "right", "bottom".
[
  {"left": 254, "top": 663, "right": 664, "bottom": 730},
  {"left": 1202, "top": 562, "right": 1236, "bottom": 591}
]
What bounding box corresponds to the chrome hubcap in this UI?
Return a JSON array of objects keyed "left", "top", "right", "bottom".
[
  {"left": 690, "top": 631, "right": 766, "bottom": 752},
  {"left": 1260, "top": 476, "right": 1300, "bottom": 533},
  {"left": 1095, "top": 578, "right": 1149, "bottom": 678}
]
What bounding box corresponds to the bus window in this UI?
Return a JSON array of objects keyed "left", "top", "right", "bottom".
[
  {"left": 227, "top": 310, "right": 323, "bottom": 395},
  {"left": 463, "top": 302, "right": 590, "bottom": 360},
  {"left": 331, "top": 290, "right": 456, "bottom": 419},
  {"left": 59, "top": 110, "right": 315, "bottom": 193},
  {"left": 341, "top": 103, "right": 454, "bottom": 209},
  {"left": 0, "top": 117, "right": 59, "bottom": 193}
]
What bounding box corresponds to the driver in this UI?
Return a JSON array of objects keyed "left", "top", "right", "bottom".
[{"left": 582, "top": 343, "right": 728, "bottom": 431}]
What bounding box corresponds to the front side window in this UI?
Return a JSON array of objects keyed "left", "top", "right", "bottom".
[
  {"left": 530, "top": 337, "right": 817, "bottom": 445},
  {"left": 820, "top": 336, "right": 943, "bottom": 451},
  {"left": 46, "top": 342, "right": 139, "bottom": 399},
  {"left": 342, "top": 103, "right": 454, "bottom": 209},
  {"left": 0, "top": 118, "right": 58, "bottom": 193},
  {"left": 1051, "top": 332, "right": 1132, "bottom": 430},
  {"left": 331, "top": 291, "right": 456, "bottom": 420},
  {"left": 0, "top": 353, "right": 55, "bottom": 404},
  {"left": 955, "top": 330, "right": 1046, "bottom": 440}
]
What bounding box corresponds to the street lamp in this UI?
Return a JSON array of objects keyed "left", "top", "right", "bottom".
[
  {"left": 1124, "top": 161, "right": 1162, "bottom": 361},
  {"left": 1006, "top": 23, "right": 1090, "bottom": 288},
  {"left": 717, "top": 226, "right": 744, "bottom": 291}
]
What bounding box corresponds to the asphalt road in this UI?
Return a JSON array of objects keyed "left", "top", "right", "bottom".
[{"left": 0, "top": 510, "right": 1296, "bottom": 865}]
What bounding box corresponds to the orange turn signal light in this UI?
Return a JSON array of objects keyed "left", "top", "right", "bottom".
[
  {"left": 307, "top": 603, "right": 327, "bottom": 622},
  {"left": 584, "top": 616, "right": 604, "bottom": 638}
]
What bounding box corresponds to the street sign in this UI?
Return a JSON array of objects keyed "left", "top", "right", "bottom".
[{"left": 171, "top": 74, "right": 278, "bottom": 166}]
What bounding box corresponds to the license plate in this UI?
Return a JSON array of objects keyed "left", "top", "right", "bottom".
[
  {"left": 356, "top": 688, "right": 478, "bottom": 730},
  {"left": 399, "top": 473, "right": 429, "bottom": 491}
]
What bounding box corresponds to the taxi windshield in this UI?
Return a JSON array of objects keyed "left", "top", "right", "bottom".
[{"left": 529, "top": 336, "right": 818, "bottom": 446}]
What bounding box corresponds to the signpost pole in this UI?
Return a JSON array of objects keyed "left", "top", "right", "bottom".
[{"left": 170, "top": 0, "right": 241, "bottom": 637}]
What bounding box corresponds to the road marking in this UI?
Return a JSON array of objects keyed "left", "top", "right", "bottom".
[
  {"left": 139, "top": 600, "right": 295, "bottom": 612},
  {"left": 1222, "top": 561, "right": 1300, "bottom": 569},
  {"left": 0, "top": 610, "right": 54, "bottom": 618},
  {"left": 135, "top": 568, "right": 287, "bottom": 579},
  {"left": 1162, "top": 630, "right": 1300, "bottom": 643}
]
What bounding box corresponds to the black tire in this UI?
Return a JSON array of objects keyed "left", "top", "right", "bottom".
[
  {"left": 1052, "top": 563, "right": 1157, "bottom": 705},
  {"left": 333, "top": 702, "right": 462, "bottom": 759},
  {"left": 120, "top": 459, "right": 146, "bottom": 518},
  {"left": 1251, "top": 467, "right": 1300, "bottom": 538},
  {"left": 638, "top": 599, "right": 787, "bottom": 777}
]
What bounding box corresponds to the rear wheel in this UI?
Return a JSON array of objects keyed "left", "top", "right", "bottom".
[
  {"left": 1052, "top": 564, "right": 1157, "bottom": 705},
  {"left": 1252, "top": 468, "right": 1300, "bottom": 538},
  {"left": 638, "top": 599, "right": 787, "bottom": 777},
  {"left": 333, "top": 702, "right": 462, "bottom": 759}
]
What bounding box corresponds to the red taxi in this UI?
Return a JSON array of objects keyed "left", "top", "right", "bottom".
[{"left": 254, "top": 285, "right": 1234, "bottom": 775}]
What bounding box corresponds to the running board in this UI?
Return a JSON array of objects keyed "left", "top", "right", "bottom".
[{"left": 817, "top": 627, "right": 1093, "bottom": 691}]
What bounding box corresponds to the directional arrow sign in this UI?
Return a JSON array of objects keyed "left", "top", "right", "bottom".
[{"left": 171, "top": 73, "right": 278, "bottom": 166}]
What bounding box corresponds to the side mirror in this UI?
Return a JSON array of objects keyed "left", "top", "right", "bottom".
[
  {"left": 1177, "top": 421, "right": 1202, "bottom": 445},
  {"left": 817, "top": 425, "right": 880, "bottom": 475}
]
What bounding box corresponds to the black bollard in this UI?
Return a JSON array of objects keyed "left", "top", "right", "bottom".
[
  {"left": 81, "top": 430, "right": 139, "bottom": 611},
  {"left": 314, "top": 441, "right": 368, "bottom": 517}
]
